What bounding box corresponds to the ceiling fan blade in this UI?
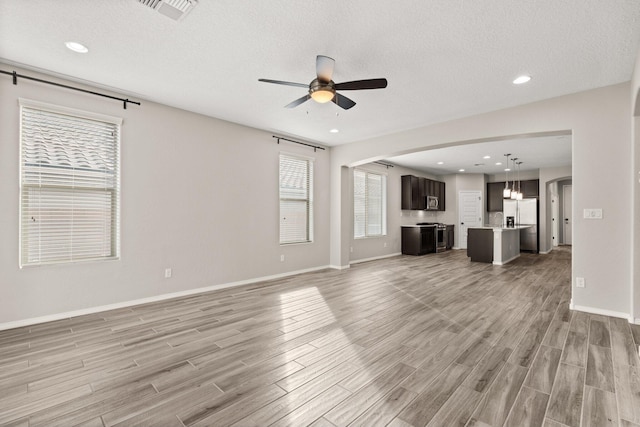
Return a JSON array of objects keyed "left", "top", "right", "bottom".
[
  {"left": 333, "top": 93, "right": 356, "bottom": 110},
  {"left": 285, "top": 94, "right": 311, "bottom": 108},
  {"left": 316, "top": 55, "right": 335, "bottom": 82},
  {"left": 259, "top": 79, "right": 308, "bottom": 88},
  {"left": 334, "top": 78, "right": 388, "bottom": 91}
]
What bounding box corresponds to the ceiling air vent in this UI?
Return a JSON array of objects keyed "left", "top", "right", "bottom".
[{"left": 137, "top": 0, "right": 198, "bottom": 21}]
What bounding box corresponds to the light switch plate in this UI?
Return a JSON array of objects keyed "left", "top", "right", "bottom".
[{"left": 583, "top": 208, "right": 602, "bottom": 219}]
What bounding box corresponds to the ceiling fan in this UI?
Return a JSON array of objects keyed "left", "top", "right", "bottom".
[{"left": 259, "top": 55, "right": 388, "bottom": 110}]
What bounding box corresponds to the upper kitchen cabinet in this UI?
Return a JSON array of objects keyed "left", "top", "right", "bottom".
[
  {"left": 401, "top": 175, "right": 446, "bottom": 211},
  {"left": 487, "top": 179, "right": 540, "bottom": 212},
  {"left": 487, "top": 182, "right": 506, "bottom": 212},
  {"left": 521, "top": 179, "right": 539, "bottom": 198},
  {"left": 437, "top": 181, "right": 446, "bottom": 210},
  {"left": 402, "top": 175, "right": 424, "bottom": 210},
  {"left": 426, "top": 179, "right": 436, "bottom": 198}
]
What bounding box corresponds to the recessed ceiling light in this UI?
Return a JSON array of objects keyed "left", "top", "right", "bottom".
[
  {"left": 437, "top": 161, "right": 444, "bottom": 165},
  {"left": 65, "top": 41, "right": 88, "bottom": 53},
  {"left": 513, "top": 75, "right": 531, "bottom": 85},
  {"left": 504, "top": 168, "right": 511, "bottom": 171},
  {"left": 483, "top": 155, "right": 491, "bottom": 159},
  {"left": 459, "top": 169, "right": 465, "bottom": 172},
  {"left": 495, "top": 162, "right": 502, "bottom": 166},
  {"left": 329, "top": 129, "right": 339, "bottom": 133}
]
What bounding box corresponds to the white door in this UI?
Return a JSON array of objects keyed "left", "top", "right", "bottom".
[
  {"left": 563, "top": 185, "right": 572, "bottom": 245},
  {"left": 458, "top": 190, "right": 483, "bottom": 249},
  {"left": 551, "top": 193, "right": 559, "bottom": 247}
]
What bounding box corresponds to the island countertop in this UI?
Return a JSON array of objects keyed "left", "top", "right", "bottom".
[{"left": 470, "top": 225, "right": 532, "bottom": 230}]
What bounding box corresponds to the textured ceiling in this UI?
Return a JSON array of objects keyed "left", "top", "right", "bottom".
[{"left": 0, "top": 1, "right": 639, "bottom": 147}]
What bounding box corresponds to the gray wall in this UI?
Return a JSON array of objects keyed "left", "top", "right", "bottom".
[{"left": 0, "top": 65, "right": 331, "bottom": 325}]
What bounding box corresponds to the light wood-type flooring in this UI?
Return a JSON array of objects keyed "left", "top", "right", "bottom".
[{"left": 1, "top": 247, "right": 640, "bottom": 427}]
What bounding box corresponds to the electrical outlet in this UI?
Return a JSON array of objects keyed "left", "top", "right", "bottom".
[
  {"left": 350, "top": 247, "right": 353, "bottom": 253},
  {"left": 280, "top": 254, "right": 285, "bottom": 262},
  {"left": 576, "top": 277, "right": 585, "bottom": 288},
  {"left": 384, "top": 242, "right": 388, "bottom": 247},
  {"left": 164, "top": 268, "right": 172, "bottom": 278}
]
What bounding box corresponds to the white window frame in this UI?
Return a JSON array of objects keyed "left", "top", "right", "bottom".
[
  {"left": 19, "top": 98, "right": 122, "bottom": 267},
  {"left": 279, "top": 152, "right": 314, "bottom": 245},
  {"left": 354, "top": 168, "right": 387, "bottom": 239}
]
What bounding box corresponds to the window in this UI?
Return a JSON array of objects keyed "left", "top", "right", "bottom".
[
  {"left": 19, "top": 99, "right": 121, "bottom": 266},
  {"left": 354, "top": 169, "right": 387, "bottom": 238},
  {"left": 279, "top": 154, "right": 313, "bottom": 244}
]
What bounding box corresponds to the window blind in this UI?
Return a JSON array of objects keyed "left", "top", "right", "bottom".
[
  {"left": 354, "top": 169, "right": 387, "bottom": 238},
  {"left": 20, "top": 101, "right": 121, "bottom": 266},
  {"left": 279, "top": 154, "right": 313, "bottom": 244}
]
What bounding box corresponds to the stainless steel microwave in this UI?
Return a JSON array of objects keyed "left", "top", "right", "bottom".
[{"left": 426, "top": 196, "right": 439, "bottom": 210}]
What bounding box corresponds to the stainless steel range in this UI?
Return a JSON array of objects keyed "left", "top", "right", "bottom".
[{"left": 416, "top": 222, "right": 447, "bottom": 252}]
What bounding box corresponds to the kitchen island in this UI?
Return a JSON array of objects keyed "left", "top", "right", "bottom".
[{"left": 467, "top": 225, "right": 531, "bottom": 265}]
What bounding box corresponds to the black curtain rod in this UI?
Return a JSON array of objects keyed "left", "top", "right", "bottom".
[
  {"left": 374, "top": 161, "right": 394, "bottom": 168},
  {"left": 0, "top": 69, "right": 141, "bottom": 110},
  {"left": 273, "top": 135, "right": 326, "bottom": 152}
]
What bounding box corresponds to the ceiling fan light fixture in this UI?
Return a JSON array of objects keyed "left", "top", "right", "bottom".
[
  {"left": 309, "top": 79, "right": 336, "bottom": 103},
  {"left": 310, "top": 89, "right": 335, "bottom": 103}
]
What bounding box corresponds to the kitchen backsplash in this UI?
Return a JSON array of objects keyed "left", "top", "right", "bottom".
[
  {"left": 487, "top": 212, "right": 505, "bottom": 226},
  {"left": 400, "top": 210, "right": 439, "bottom": 226}
]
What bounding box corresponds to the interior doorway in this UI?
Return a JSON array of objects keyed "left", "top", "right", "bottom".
[
  {"left": 458, "top": 190, "right": 483, "bottom": 249},
  {"left": 563, "top": 184, "right": 573, "bottom": 245},
  {"left": 551, "top": 193, "right": 559, "bottom": 247}
]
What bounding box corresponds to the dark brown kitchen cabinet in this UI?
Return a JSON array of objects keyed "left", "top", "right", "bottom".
[
  {"left": 487, "top": 179, "right": 539, "bottom": 211},
  {"left": 521, "top": 179, "right": 539, "bottom": 198},
  {"left": 438, "top": 181, "right": 446, "bottom": 211},
  {"left": 401, "top": 226, "right": 435, "bottom": 255},
  {"left": 401, "top": 175, "right": 446, "bottom": 211},
  {"left": 487, "top": 181, "right": 506, "bottom": 212},
  {"left": 468, "top": 228, "right": 494, "bottom": 263},
  {"left": 426, "top": 179, "right": 436, "bottom": 198},
  {"left": 402, "top": 175, "right": 424, "bottom": 210}
]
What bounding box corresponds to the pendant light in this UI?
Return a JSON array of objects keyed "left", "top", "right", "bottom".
[
  {"left": 516, "top": 161, "right": 523, "bottom": 200},
  {"left": 510, "top": 158, "right": 519, "bottom": 199},
  {"left": 503, "top": 154, "right": 512, "bottom": 198}
]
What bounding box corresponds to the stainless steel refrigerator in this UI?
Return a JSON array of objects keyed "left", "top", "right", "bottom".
[{"left": 504, "top": 198, "right": 539, "bottom": 253}]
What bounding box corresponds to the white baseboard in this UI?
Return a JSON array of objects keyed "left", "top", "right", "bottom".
[
  {"left": 493, "top": 253, "right": 520, "bottom": 266},
  {"left": 569, "top": 302, "right": 630, "bottom": 321},
  {"left": 539, "top": 248, "right": 552, "bottom": 254},
  {"left": 634, "top": 318, "right": 640, "bottom": 325},
  {"left": 0, "top": 265, "right": 331, "bottom": 331},
  {"left": 329, "top": 264, "right": 350, "bottom": 270},
  {"left": 350, "top": 252, "right": 402, "bottom": 265}
]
